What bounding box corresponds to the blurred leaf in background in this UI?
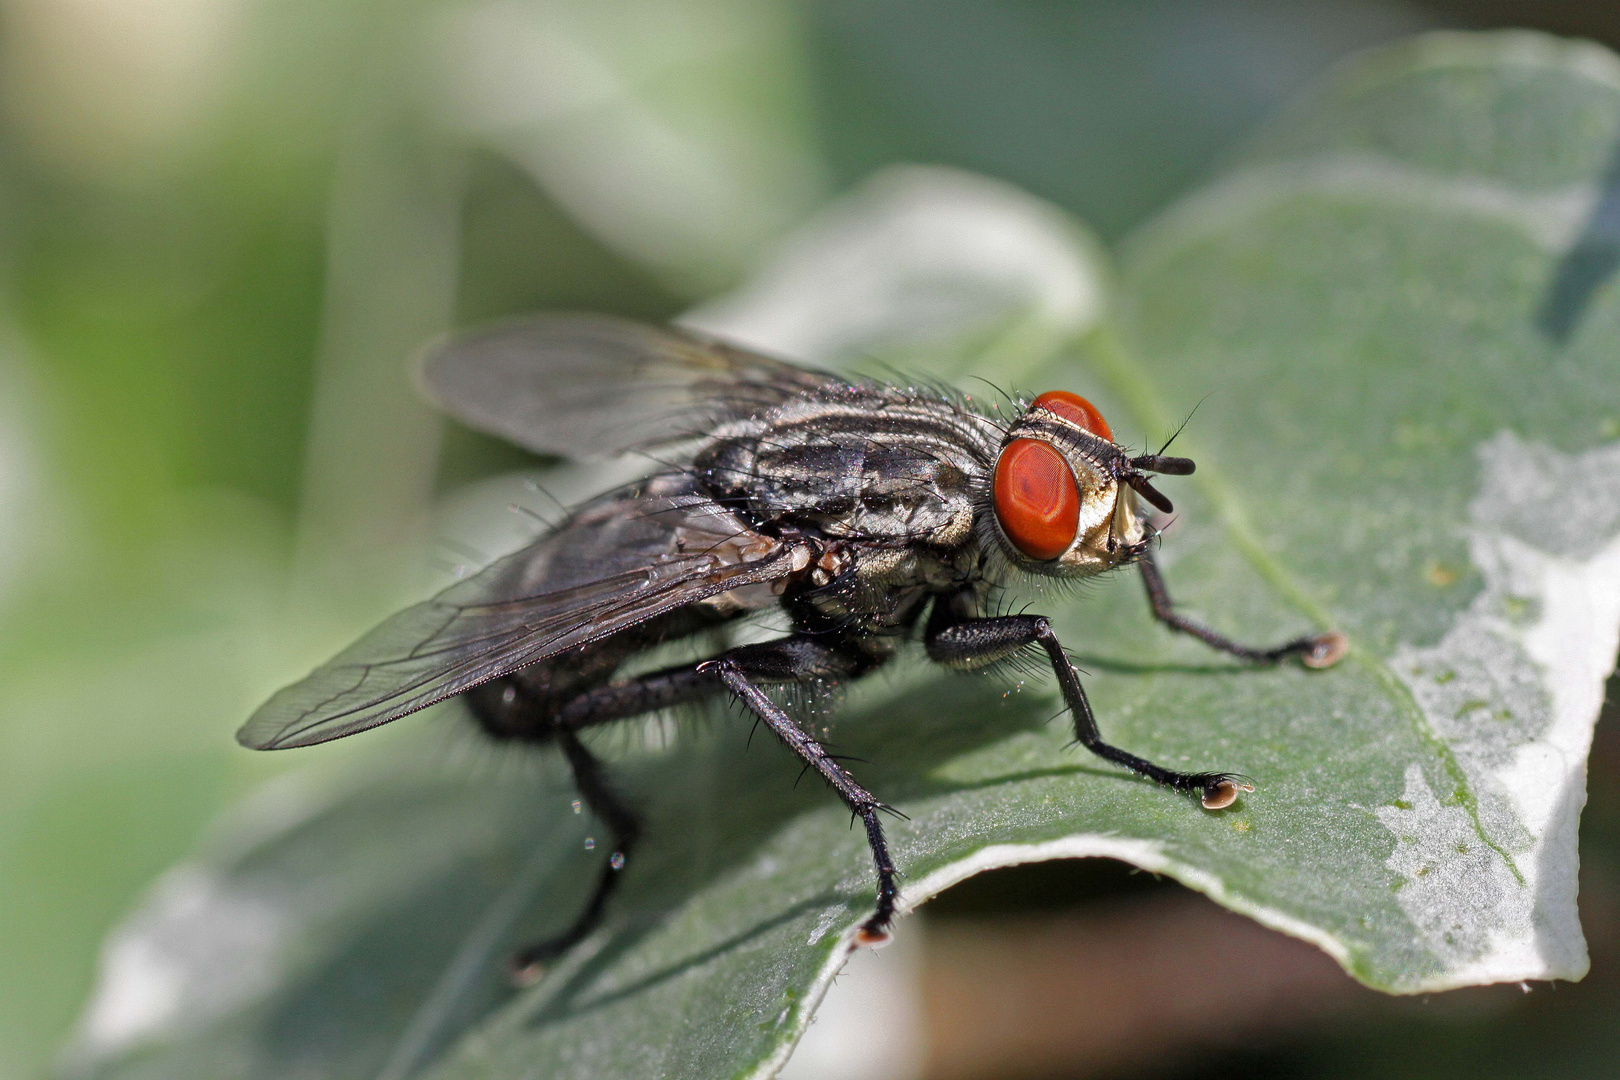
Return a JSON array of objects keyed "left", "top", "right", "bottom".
[{"left": 806, "top": 0, "right": 1431, "bottom": 240}]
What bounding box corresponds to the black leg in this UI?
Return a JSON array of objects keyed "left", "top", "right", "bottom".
[
  {"left": 1137, "top": 548, "right": 1346, "bottom": 668},
  {"left": 468, "top": 660, "right": 717, "bottom": 743},
  {"left": 487, "top": 662, "right": 719, "bottom": 984},
  {"left": 699, "top": 639, "right": 900, "bottom": 945},
  {"left": 495, "top": 637, "right": 893, "bottom": 981},
  {"left": 511, "top": 727, "right": 642, "bottom": 983},
  {"left": 927, "top": 612, "right": 1251, "bottom": 810}
]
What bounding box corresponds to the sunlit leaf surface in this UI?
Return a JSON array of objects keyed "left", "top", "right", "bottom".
[{"left": 66, "top": 32, "right": 1620, "bottom": 1080}]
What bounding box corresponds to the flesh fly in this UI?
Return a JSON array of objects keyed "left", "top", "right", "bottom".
[{"left": 239, "top": 315, "right": 1346, "bottom": 979}]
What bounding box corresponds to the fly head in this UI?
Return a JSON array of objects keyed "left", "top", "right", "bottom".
[{"left": 988, "top": 391, "right": 1197, "bottom": 579}]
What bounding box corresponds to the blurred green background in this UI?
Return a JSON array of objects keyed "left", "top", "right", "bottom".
[{"left": 1, "top": 1, "right": 1617, "bottom": 1078}]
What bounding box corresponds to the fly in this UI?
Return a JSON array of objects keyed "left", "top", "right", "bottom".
[{"left": 238, "top": 315, "right": 1347, "bottom": 981}]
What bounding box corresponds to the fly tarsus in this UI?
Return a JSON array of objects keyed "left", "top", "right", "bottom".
[
  {"left": 1136, "top": 548, "right": 1347, "bottom": 669},
  {"left": 1297, "top": 630, "right": 1350, "bottom": 669},
  {"left": 703, "top": 643, "right": 900, "bottom": 945},
  {"left": 511, "top": 727, "right": 642, "bottom": 986},
  {"left": 927, "top": 608, "right": 1253, "bottom": 810},
  {"left": 1192, "top": 774, "right": 1255, "bottom": 810},
  {"left": 506, "top": 636, "right": 895, "bottom": 982}
]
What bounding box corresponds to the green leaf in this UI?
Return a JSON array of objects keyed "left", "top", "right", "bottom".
[{"left": 64, "top": 30, "right": 1620, "bottom": 1080}]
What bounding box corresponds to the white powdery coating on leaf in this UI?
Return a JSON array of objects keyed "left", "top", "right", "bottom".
[
  {"left": 1386, "top": 433, "right": 1620, "bottom": 988},
  {"left": 805, "top": 906, "right": 842, "bottom": 946},
  {"left": 1375, "top": 766, "right": 1531, "bottom": 976}
]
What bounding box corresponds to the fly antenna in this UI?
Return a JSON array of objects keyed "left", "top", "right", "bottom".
[
  {"left": 1129, "top": 453, "right": 1196, "bottom": 475},
  {"left": 1154, "top": 393, "right": 1211, "bottom": 457}
]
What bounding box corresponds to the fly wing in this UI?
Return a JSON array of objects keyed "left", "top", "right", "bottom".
[
  {"left": 417, "top": 314, "right": 839, "bottom": 458},
  {"left": 238, "top": 480, "right": 800, "bottom": 750}
]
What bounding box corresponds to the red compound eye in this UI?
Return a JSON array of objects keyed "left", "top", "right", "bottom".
[
  {"left": 993, "top": 438, "right": 1080, "bottom": 560},
  {"left": 1032, "top": 390, "right": 1112, "bottom": 442}
]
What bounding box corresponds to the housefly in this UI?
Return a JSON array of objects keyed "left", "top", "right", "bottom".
[{"left": 239, "top": 315, "right": 1346, "bottom": 979}]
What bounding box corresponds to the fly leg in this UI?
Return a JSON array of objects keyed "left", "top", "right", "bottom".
[
  {"left": 499, "top": 640, "right": 889, "bottom": 978},
  {"left": 1136, "top": 548, "right": 1346, "bottom": 668},
  {"left": 926, "top": 610, "right": 1251, "bottom": 810},
  {"left": 487, "top": 665, "right": 717, "bottom": 984},
  {"left": 509, "top": 728, "right": 640, "bottom": 983},
  {"left": 699, "top": 639, "right": 901, "bottom": 946}
]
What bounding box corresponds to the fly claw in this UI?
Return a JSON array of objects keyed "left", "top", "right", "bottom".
[
  {"left": 1302, "top": 631, "right": 1350, "bottom": 669},
  {"left": 854, "top": 925, "right": 893, "bottom": 948},
  {"left": 1199, "top": 777, "right": 1255, "bottom": 811},
  {"left": 237, "top": 314, "right": 1346, "bottom": 976}
]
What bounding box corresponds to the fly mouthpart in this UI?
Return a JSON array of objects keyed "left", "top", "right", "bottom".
[
  {"left": 1125, "top": 473, "right": 1175, "bottom": 515},
  {"left": 1121, "top": 522, "right": 1160, "bottom": 561}
]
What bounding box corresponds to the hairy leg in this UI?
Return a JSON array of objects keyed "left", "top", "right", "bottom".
[
  {"left": 1136, "top": 548, "right": 1346, "bottom": 668},
  {"left": 510, "top": 728, "right": 641, "bottom": 982},
  {"left": 927, "top": 610, "right": 1251, "bottom": 810},
  {"left": 472, "top": 663, "right": 715, "bottom": 984},
  {"left": 700, "top": 638, "right": 899, "bottom": 944},
  {"left": 483, "top": 635, "right": 895, "bottom": 980}
]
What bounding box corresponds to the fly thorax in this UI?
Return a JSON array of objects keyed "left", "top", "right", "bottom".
[{"left": 695, "top": 407, "right": 985, "bottom": 548}]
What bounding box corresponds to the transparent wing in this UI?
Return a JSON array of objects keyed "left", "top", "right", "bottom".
[
  {"left": 238, "top": 482, "right": 796, "bottom": 750},
  {"left": 416, "top": 314, "right": 839, "bottom": 458}
]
